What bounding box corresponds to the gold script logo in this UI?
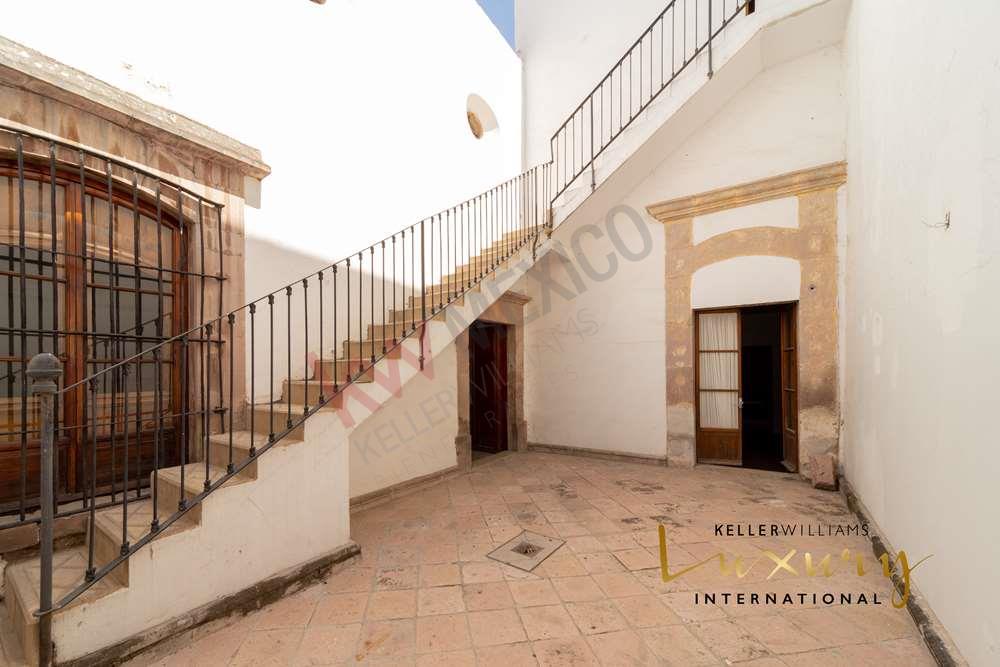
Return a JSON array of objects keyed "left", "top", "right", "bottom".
[{"left": 656, "top": 525, "right": 931, "bottom": 609}]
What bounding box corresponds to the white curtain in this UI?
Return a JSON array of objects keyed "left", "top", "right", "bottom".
[{"left": 698, "top": 312, "right": 738, "bottom": 429}]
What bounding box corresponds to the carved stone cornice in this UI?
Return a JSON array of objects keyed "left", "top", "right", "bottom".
[{"left": 646, "top": 161, "right": 846, "bottom": 223}]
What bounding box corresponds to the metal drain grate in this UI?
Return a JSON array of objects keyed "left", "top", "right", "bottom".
[
  {"left": 512, "top": 541, "right": 542, "bottom": 558},
  {"left": 488, "top": 531, "right": 565, "bottom": 572}
]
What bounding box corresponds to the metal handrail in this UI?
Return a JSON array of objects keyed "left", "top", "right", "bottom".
[
  {"left": 549, "top": 0, "right": 747, "bottom": 201},
  {"left": 22, "top": 1, "right": 753, "bottom": 659}
]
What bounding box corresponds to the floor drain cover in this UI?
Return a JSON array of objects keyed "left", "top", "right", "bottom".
[{"left": 488, "top": 531, "right": 564, "bottom": 572}]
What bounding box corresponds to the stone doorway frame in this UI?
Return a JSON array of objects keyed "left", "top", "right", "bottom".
[
  {"left": 646, "top": 162, "right": 845, "bottom": 475},
  {"left": 455, "top": 291, "right": 530, "bottom": 471}
]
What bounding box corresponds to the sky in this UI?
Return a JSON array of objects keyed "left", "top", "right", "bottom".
[{"left": 475, "top": 0, "right": 515, "bottom": 49}]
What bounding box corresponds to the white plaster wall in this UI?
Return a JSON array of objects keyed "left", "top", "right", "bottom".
[
  {"left": 515, "top": 0, "right": 667, "bottom": 166},
  {"left": 522, "top": 44, "right": 844, "bottom": 459},
  {"left": 691, "top": 255, "right": 800, "bottom": 309},
  {"left": 842, "top": 2, "right": 1000, "bottom": 663},
  {"left": 1, "top": 0, "right": 522, "bottom": 291},
  {"left": 348, "top": 342, "right": 458, "bottom": 499}
]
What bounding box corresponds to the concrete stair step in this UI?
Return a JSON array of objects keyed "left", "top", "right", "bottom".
[
  {"left": 248, "top": 404, "right": 307, "bottom": 441},
  {"left": 282, "top": 376, "right": 355, "bottom": 406},
  {"left": 5, "top": 546, "right": 125, "bottom": 665},
  {"left": 208, "top": 431, "right": 263, "bottom": 479},
  {"left": 305, "top": 359, "right": 374, "bottom": 387},
  {"left": 340, "top": 338, "right": 403, "bottom": 360},
  {"left": 154, "top": 463, "right": 253, "bottom": 524}
]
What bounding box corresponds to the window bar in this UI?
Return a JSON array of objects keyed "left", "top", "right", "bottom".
[
  {"left": 227, "top": 313, "right": 235, "bottom": 473},
  {"left": 285, "top": 287, "right": 292, "bottom": 427},
  {"left": 204, "top": 321, "right": 212, "bottom": 490},
  {"left": 107, "top": 163, "right": 119, "bottom": 503},
  {"left": 15, "top": 134, "right": 26, "bottom": 520},
  {"left": 179, "top": 335, "right": 188, "bottom": 509},
  {"left": 249, "top": 302, "right": 257, "bottom": 456},
  {"left": 47, "top": 146, "right": 59, "bottom": 456},
  {"left": 268, "top": 294, "right": 275, "bottom": 442},
  {"left": 303, "top": 278, "right": 309, "bottom": 412},
  {"left": 131, "top": 171, "right": 142, "bottom": 500},
  {"left": 121, "top": 361, "right": 131, "bottom": 553},
  {"left": 79, "top": 151, "right": 91, "bottom": 514},
  {"left": 151, "top": 181, "right": 164, "bottom": 530},
  {"left": 215, "top": 206, "right": 225, "bottom": 433},
  {"left": 85, "top": 378, "right": 98, "bottom": 579}
]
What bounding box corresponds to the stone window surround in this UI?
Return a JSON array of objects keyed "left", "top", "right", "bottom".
[{"left": 646, "top": 161, "right": 846, "bottom": 473}]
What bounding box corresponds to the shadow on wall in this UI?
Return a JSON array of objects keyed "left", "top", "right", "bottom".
[{"left": 243, "top": 235, "right": 412, "bottom": 403}]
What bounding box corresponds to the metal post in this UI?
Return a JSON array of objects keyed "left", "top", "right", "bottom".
[
  {"left": 707, "top": 0, "right": 714, "bottom": 78},
  {"left": 28, "top": 352, "right": 61, "bottom": 667}
]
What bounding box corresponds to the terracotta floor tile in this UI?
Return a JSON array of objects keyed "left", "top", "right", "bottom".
[
  {"left": 612, "top": 547, "right": 660, "bottom": 571},
  {"left": 565, "top": 600, "right": 629, "bottom": 635},
  {"left": 420, "top": 562, "right": 461, "bottom": 588},
  {"left": 467, "top": 609, "right": 528, "bottom": 647},
  {"left": 532, "top": 637, "right": 600, "bottom": 666},
  {"left": 639, "top": 625, "right": 719, "bottom": 666},
  {"left": 355, "top": 620, "right": 415, "bottom": 661},
  {"left": 368, "top": 589, "right": 417, "bottom": 620},
  {"left": 230, "top": 628, "right": 303, "bottom": 666},
  {"left": 536, "top": 553, "right": 587, "bottom": 578},
  {"left": 659, "top": 591, "right": 727, "bottom": 621},
  {"left": 586, "top": 629, "right": 657, "bottom": 665},
  {"left": 518, "top": 604, "right": 580, "bottom": 641},
  {"left": 374, "top": 565, "right": 420, "bottom": 590},
  {"left": 294, "top": 623, "right": 361, "bottom": 665},
  {"left": 252, "top": 594, "right": 318, "bottom": 630},
  {"left": 737, "top": 613, "right": 824, "bottom": 654},
  {"left": 415, "top": 613, "right": 471, "bottom": 653},
  {"left": 475, "top": 642, "right": 539, "bottom": 667},
  {"left": 417, "top": 585, "right": 465, "bottom": 616},
  {"left": 509, "top": 579, "right": 562, "bottom": 607},
  {"left": 551, "top": 575, "right": 606, "bottom": 603},
  {"left": 591, "top": 572, "right": 647, "bottom": 598},
  {"left": 461, "top": 561, "right": 504, "bottom": 583},
  {"left": 310, "top": 592, "right": 368, "bottom": 626},
  {"left": 689, "top": 618, "right": 770, "bottom": 663},
  {"left": 421, "top": 542, "right": 459, "bottom": 564},
  {"left": 463, "top": 581, "right": 514, "bottom": 611},
  {"left": 612, "top": 594, "right": 681, "bottom": 628}
]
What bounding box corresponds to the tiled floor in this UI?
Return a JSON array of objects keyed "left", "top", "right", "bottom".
[{"left": 110, "top": 453, "right": 932, "bottom": 664}]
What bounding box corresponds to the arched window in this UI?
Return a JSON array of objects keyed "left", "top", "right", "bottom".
[
  {"left": 0, "top": 145, "right": 188, "bottom": 510},
  {"left": 466, "top": 94, "right": 499, "bottom": 140}
]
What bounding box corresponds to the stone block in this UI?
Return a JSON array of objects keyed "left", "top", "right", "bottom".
[{"left": 808, "top": 453, "right": 837, "bottom": 491}]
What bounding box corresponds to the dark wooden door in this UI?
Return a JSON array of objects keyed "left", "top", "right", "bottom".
[
  {"left": 779, "top": 305, "right": 798, "bottom": 471},
  {"left": 695, "top": 309, "right": 742, "bottom": 465},
  {"left": 469, "top": 321, "right": 508, "bottom": 454}
]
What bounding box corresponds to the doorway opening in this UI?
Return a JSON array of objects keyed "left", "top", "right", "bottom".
[
  {"left": 694, "top": 303, "right": 797, "bottom": 472},
  {"left": 469, "top": 320, "right": 509, "bottom": 463}
]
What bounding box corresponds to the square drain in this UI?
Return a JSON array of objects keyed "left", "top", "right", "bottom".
[{"left": 488, "top": 531, "right": 564, "bottom": 572}]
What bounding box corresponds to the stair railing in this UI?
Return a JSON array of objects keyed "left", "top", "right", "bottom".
[
  {"left": 22, "top": 0, "right": 756, "bottom": 657},
  {"left": 26, "top": 161, "right": 550, "bottom": 630},
  {"left": 549, "top": 0, "right": 748, "bottom": 201}
]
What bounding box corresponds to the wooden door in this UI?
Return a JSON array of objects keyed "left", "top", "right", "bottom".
[
  {"left": 469, "top": 321, "right": 508, "bottom": 454},
  {"left": 695, "top": 310, "right": 742, "bottom": 465},
  {"left": 779, "top": 305, "right": 798, "bottom": 471}
]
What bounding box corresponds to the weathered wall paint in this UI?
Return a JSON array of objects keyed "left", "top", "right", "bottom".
[{"left": 842, "top": 2, "right": 1000, "bottom": 663}]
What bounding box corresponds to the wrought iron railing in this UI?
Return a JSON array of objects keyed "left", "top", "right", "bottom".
[
  {"left": 25, "top": 160, "right": 550, "bottom": 621},
  {"left": 16, "top": 0, "right": 753, "bottom": 659},
  {"left": 550, "top": 0, "right": 748, "bottom": 201}
]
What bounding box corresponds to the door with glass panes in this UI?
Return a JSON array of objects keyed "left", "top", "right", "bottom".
[{"left": 0, "top": 162, "right": 185, "bottom": 512}]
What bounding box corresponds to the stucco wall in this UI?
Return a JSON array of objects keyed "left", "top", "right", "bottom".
[
  {"left": 842, "top": 2, "right": 1000, "bottom": 664},
  {"left": 521, "top": 44, "right": 845, "bottom": 461},
  {"left": 2, "top": 0, "right": 522, "bottom": 300}
]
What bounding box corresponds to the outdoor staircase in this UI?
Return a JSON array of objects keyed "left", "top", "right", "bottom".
[
  {"left": 3, "top": 230, "right": 546, "bottom": 665},
  {"left": 0, "top": 0, "right": 823, "bottom": 662}
]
